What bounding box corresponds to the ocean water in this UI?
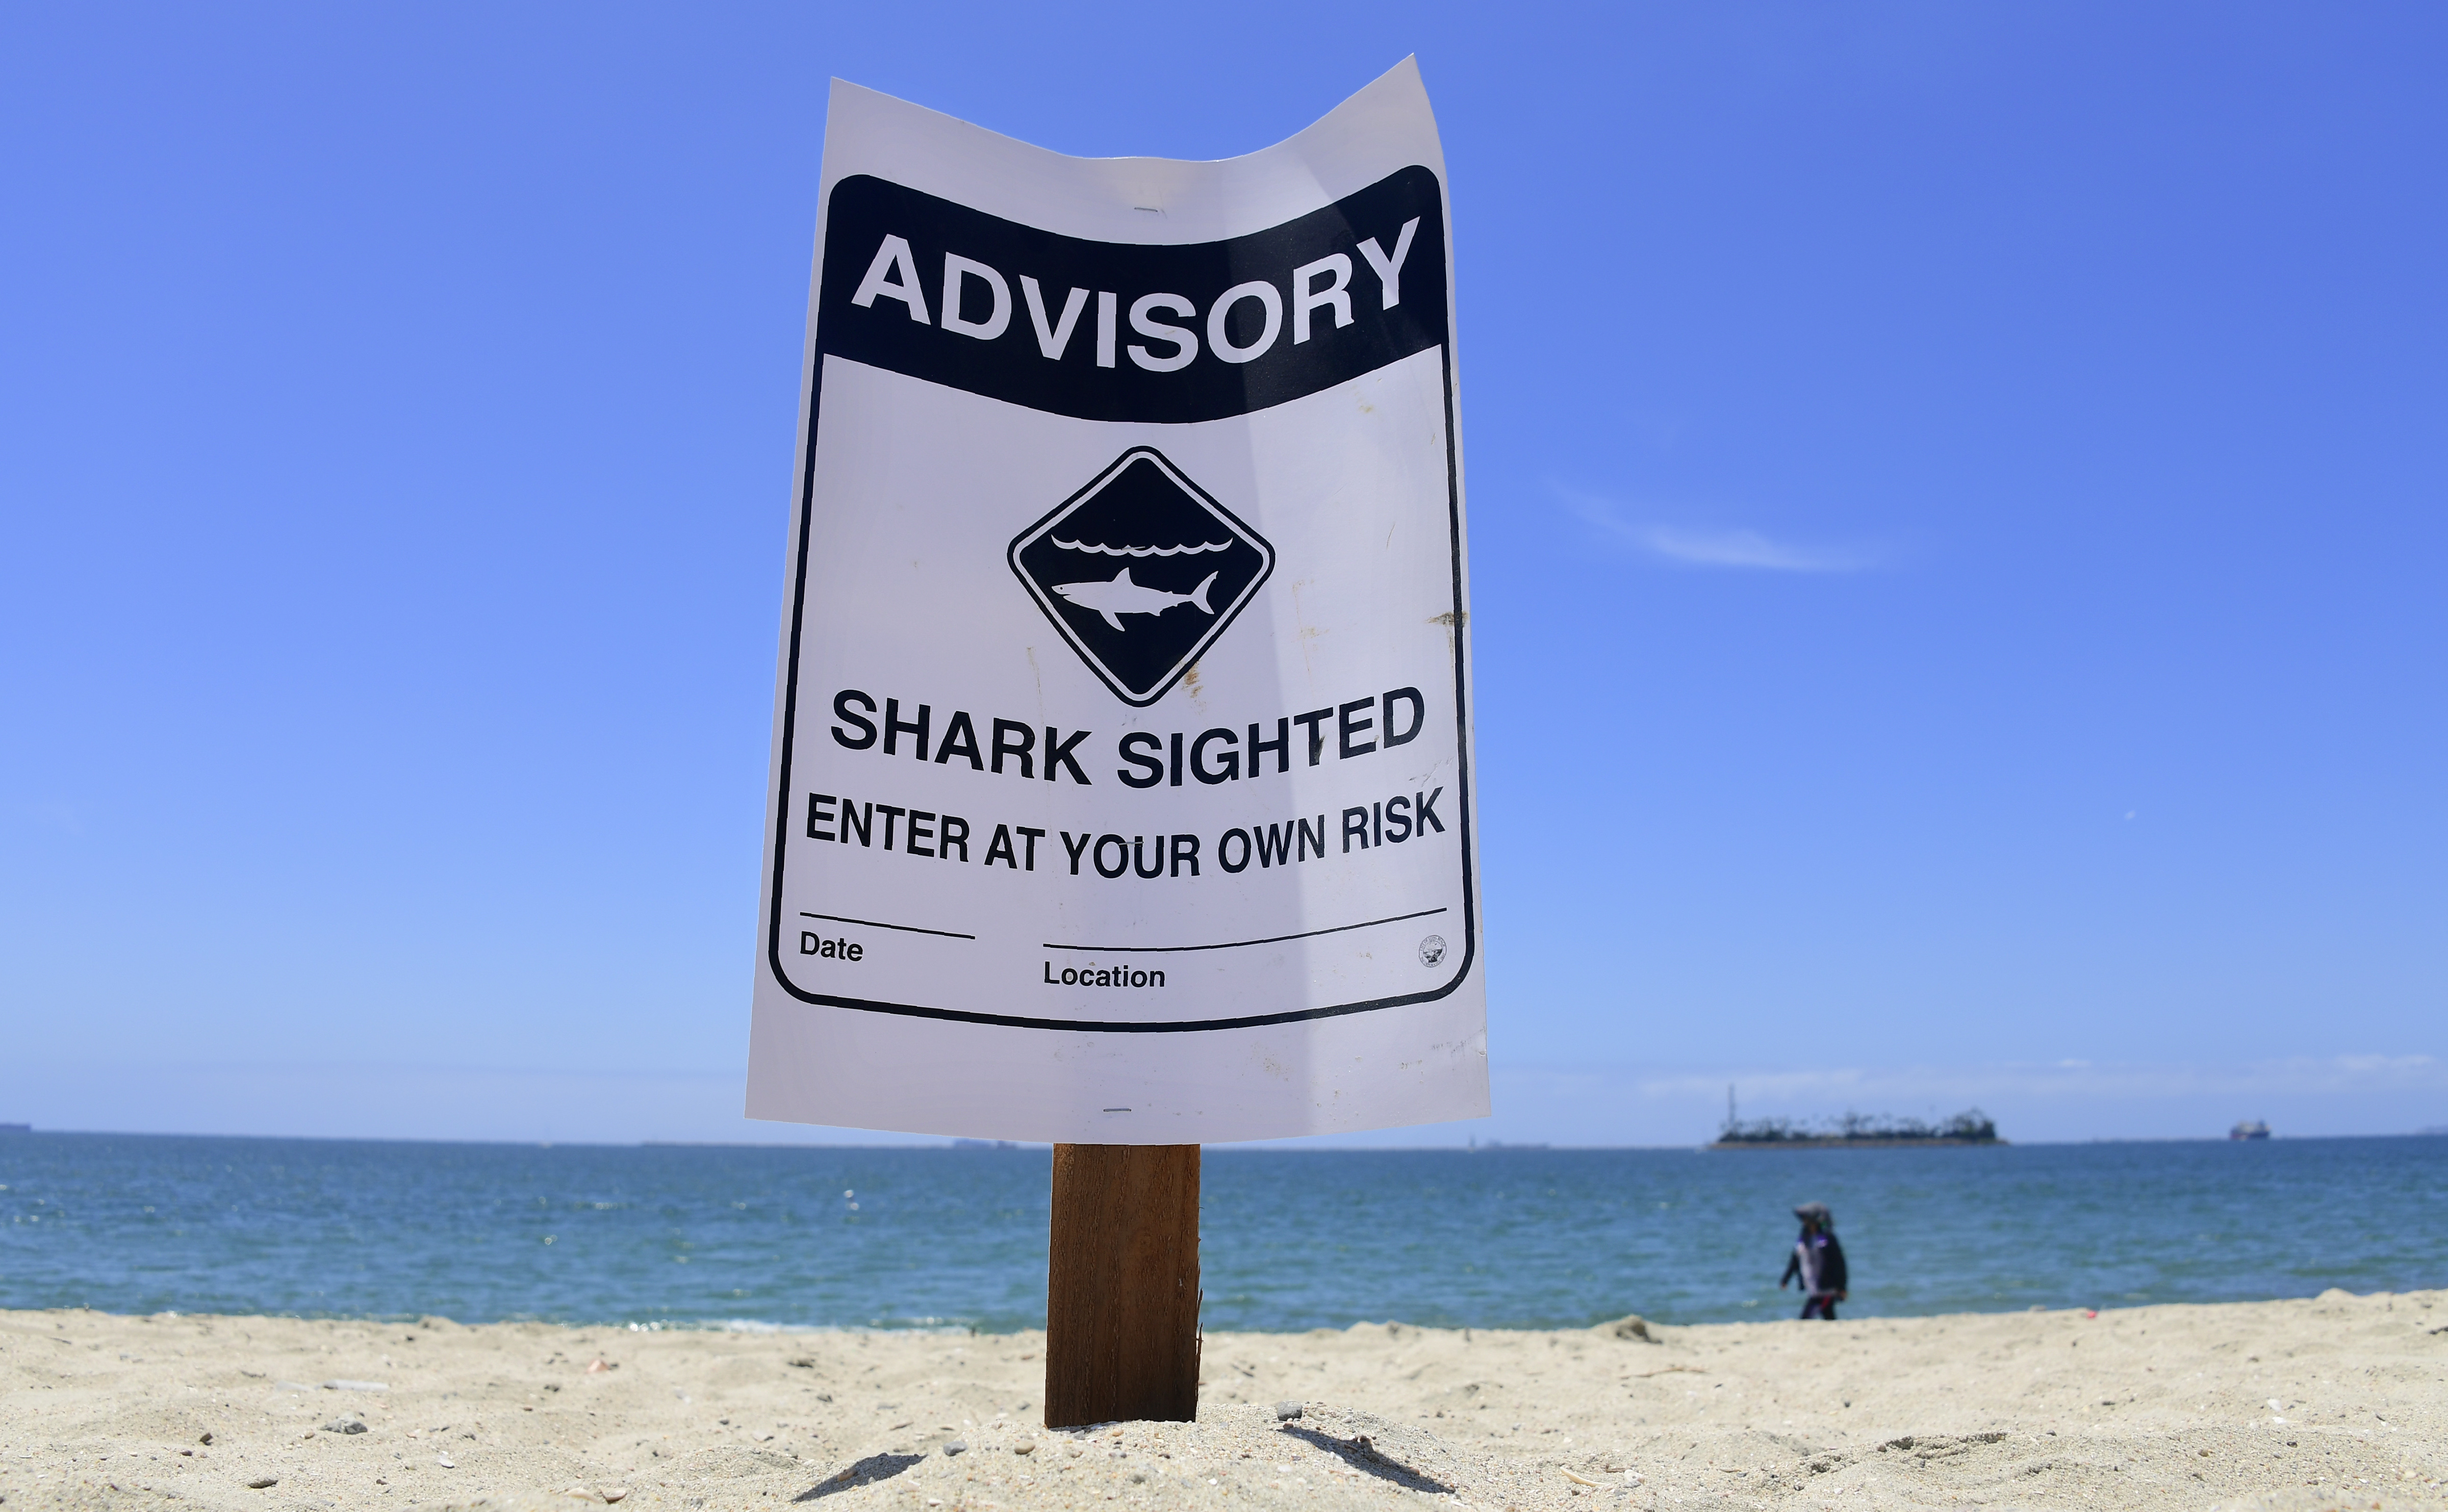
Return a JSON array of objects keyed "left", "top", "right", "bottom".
[{"left": 0, "top": 1132, "right": 2440, "bottom": 1332}]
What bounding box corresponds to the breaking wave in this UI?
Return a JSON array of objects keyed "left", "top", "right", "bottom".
[{"left": 1051, "top": 539, "right": 1232, "bottom": 557}]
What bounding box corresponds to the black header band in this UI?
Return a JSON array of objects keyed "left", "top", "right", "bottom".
[{"left": 816, "top": 166, "right": 1447, "bottom": 424}]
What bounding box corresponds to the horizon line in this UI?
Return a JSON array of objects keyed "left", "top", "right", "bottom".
[{"left": 3, "top": 1127, "right": 2441, "bottom": 1150}]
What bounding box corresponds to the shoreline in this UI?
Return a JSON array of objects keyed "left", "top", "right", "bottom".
[
  {"left": 0, "top": 1284, "right": 2388, "bottom": 1334},
  {"left": 6, "top": 1290, "right": 2443, "bottom": 1511}
]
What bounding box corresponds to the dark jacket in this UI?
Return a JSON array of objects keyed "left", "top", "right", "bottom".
[{"left": 1780, "top": 1231, "right": 1848, "bottom": 1293}]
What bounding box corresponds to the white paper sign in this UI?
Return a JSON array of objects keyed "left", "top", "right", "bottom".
[{"left": 746, "top": 60, "right": 1485, "bottom": 1143}]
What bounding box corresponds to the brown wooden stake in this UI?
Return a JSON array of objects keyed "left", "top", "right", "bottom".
[{"left": 1043, "top": 1143, "right": 1201, "bottom": 1428}]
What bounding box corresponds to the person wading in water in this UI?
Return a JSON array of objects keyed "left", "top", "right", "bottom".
[{"left": 1778, "top": 1201, "right": 1848, "bottom": 1319}]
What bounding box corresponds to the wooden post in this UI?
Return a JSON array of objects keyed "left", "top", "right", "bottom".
[{"left": 1043, "top": 1144, "right": 1201, "bottom": 1428}]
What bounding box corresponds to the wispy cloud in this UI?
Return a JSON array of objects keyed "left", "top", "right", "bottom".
[
  {"left": 21, "top": 800, "right": 84, "bottom": 836},
  {"left": 1554, "top": 483, "right": 1881, "bottom": 573},
  {"left": 1635, "top": 525, "right": 1874, "bottom": 572}
]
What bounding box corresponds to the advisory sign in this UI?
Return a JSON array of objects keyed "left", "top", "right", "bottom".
[{"left": 747, "top": 61, "right": 1485, "bottom": 1143}]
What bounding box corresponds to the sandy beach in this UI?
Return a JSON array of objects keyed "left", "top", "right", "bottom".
[{"left": 4, "top": 1290, "right": 2442, "bottom": 1512}]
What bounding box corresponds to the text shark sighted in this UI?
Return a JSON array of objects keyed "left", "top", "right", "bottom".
[{"left": 825, "top": 686, "right": 1429, "bottom": 787}]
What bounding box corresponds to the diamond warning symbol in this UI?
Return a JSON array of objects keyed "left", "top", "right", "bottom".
[{"left": 1008, "top": 448, "right": 1275, "bottom": 706}]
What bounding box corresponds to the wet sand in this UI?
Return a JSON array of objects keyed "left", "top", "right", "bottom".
[{"left": 4, "top": 1289, "right": 2442, "bottom": 1512}]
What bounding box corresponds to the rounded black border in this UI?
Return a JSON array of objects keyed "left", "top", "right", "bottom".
[{"left": 763, "top": 168, "right": 1476, "bottom": 1034}]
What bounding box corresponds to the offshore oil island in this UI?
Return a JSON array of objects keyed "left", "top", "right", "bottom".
[{"left": 1707, "top": 1091, "right": 2004, "bottom": 1149}]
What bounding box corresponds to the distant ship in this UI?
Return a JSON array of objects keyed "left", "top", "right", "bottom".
[
  {"left": 1708, "top": 1089, "right": 2003, "bottom": 1149},
  {"left": 2230, "top": 1120, "right": 2271, "bottom": 1141}
]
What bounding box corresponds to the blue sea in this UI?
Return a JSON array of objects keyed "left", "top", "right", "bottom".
[{"left": 1, "top": 1132, "right": 2440, "bottom": 1332}]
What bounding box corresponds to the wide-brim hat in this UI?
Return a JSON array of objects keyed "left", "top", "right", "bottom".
[{"left": 1792, "top": 1202, "right": 1833, "bottom": 1226}]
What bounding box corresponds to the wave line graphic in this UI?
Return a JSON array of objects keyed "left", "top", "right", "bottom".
[{"left": 1051, "top": 538, "right": 1233, "bottom": 557}]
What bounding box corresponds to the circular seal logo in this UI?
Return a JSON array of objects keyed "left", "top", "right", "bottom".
[{"left": 1418, "top": 934, "right": 1448, "bottom": 968}]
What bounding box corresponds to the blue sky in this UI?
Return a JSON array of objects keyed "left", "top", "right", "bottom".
[{"left": 3, "top": 3, "right": 2441, "bottom": 1146}]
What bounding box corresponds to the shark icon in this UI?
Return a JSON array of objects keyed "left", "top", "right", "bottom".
[{"left": 1052, "top": 567, "right": 1217, "bottom": 632}]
